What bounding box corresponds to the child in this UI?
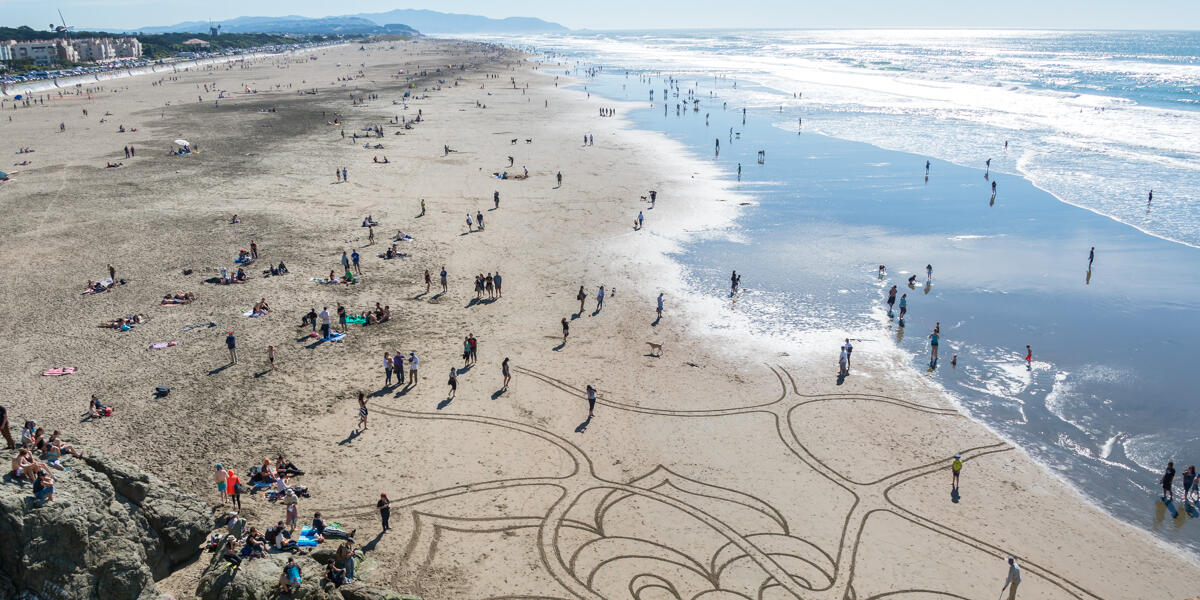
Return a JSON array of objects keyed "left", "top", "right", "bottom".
[{"left": 267, "top": 345, "right": 276, "bottom": 370}]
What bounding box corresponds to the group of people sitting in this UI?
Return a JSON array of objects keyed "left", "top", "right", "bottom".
[
  {"left": 371, "top": 156, "right": 390, "bottom": 163},
  {"left": 10, "top": 421, "right": 86, "bottom": 503},
  {"left": 88, "top": 394, "right": 113, "bottom": 418},
  {"left": 162, "top": 291, "right": 196, "bottom": 305},
  {"left": 358, "top": 303, "right": 391, "bottom": 326},
  {"left": 218, "top": 266, "right": 249, "bottom": 284},
  {"left": 382, "top": 244, "right": 407, "bottom": 259},
  {"left": 98, "top": 313, "right": 146, "bottom": 330},
  {"left": 250, "top": 297, "right": 271, "bottom": 317}
]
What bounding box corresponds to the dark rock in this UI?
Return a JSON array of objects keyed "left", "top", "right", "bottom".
[{"left": 0, "top": 449, "right": 209, "bottom": 599}]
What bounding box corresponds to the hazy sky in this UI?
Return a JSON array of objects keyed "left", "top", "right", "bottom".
[{"left": 5, "top": 0, "right": 1199, "bottom": 32}]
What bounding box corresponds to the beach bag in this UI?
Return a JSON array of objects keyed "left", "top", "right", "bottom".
[
  {"left": 233, "top": 482, "right": 245, "bottom": 495},
  {"left": 102, "top": 407, "right": 114, "bottom": 417}
]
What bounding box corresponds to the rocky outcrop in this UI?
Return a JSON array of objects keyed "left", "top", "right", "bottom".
[
  {"left": 0, "top": 449, "right": 210, "bottom": 600},
  {"left": 196, "top": 543, "right": 418, "bottom": 600}
]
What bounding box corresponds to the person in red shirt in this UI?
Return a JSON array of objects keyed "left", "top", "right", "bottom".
[{"left": 226, "top": 468, "right": 242, "bottom": 510}]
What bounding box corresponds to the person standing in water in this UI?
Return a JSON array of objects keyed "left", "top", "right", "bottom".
[
  {"left": 656, "top": 293, "right": 664, "bottom": 319},
  {"left": 1163, "top": 461, "right": 1176, "bottom": 501},
  {"left": 731, "top": 271, "right": 740, "bottom": 294},
  {"left": 1148, "top": 189, "right": 1153, "bottom": 204},
  {"left": 925, "top": 264, "right": 933, "bottom": 282},
  {"left": 985, "top": 158, "right": 991, "bottom": 177},
  {"left": 898, "top": 294, "right": 908, "bottom": 320},
  {"left": 928, "top": 329, "right": 939, "bottom": 366},
  {"left": 1088, "top": 247, "right": 1095, "bottom": 267},
  {"left": 1024, "top": 345, "right": 1032, "bottom": 369},
  {"left": 925, "top": 160, "right": 931, "bottom": 176},
  {"left": 887, "top": 285, "right": 898, "bottom": 316}
]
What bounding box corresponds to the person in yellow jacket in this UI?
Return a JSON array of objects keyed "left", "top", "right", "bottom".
[{"left": 952, "top": 453, "right": 963, "bottom": 490}]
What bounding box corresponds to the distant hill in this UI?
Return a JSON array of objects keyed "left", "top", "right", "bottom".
[
  {"left": 349, "top": 9, "right": 568, "bottom": 33},
  {"left": 137, "top": 10, "right": 567, "bottom": 36},
  {"left": 138, "top": 16, "right": 419, "bottom": 36}
]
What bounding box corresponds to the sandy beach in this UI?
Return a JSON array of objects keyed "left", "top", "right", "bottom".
[{"left": 1, "top": 38, "right": 1197, "bottom": 599}]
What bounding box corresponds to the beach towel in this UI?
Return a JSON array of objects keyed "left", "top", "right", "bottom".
[
  {"left": 323, "top": 332, "right": 346, "bottom": 342},
  {"left": 234, "top": 256, "right": 254, "bottom": 264},
  {"left": 242, "top": 310, "right": 267, "bottom": 318},
  {"left": 147, "top": 341, "right": 178, "bottom": 350},
  {"left": 42, "top": 366, "right": 77, "bottom": 376},
  {"left": 297, "top": 526, "right": 320, "bottom": 546},
  {"left": 346, "top": 315, "right": 367, "bottom": 325},
  {"left": 311, "top": 278, "right": 336, "bottom": 284}
]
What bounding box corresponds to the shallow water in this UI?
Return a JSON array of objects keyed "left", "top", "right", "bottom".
[{"left": 472, "top": 30, "right": 1200, "bottom": 554}]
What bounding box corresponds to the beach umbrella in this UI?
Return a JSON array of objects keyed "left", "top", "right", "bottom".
[{"left": 174, "top": 139, "right": 189, "bottom": 146}]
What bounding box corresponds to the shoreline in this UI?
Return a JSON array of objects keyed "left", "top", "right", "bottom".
[{"left": 1, "top": 38, "right": 1197, "bottom": 599}]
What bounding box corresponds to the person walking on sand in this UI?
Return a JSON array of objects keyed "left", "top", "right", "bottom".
[
  {"left": 1001, "top": 557, "right": 1021, "bottom": 600},
  {"left": 357, "top": 392, "right": 368, "bottom": 431},
  {"left": 336, "top": 168, "right": 341, "bottom": 182},
  {"left": 843, "top": 339, "right": 853, "bottom": 370},
  {"left": 586, "top": 384, "right": 597, "bottom": 418},
  {"left": 424, "top": 269, "right": 432, "bottom": 294},
  {"left": 227, "top": 468, "right": 242, "bottom": 510},
  {"left": 267, "top": 345, "right": 276, "bottom": 371},
  {"left": 577, "top": 286, "right": 587, "bottom": 315},
  {"left": 838, "top": 347, "right": 849, "bottom": 377},
  {"left": 408, "top": 352, "right": 419, "bottom": 384},
  {"left": 1024, "top": 345, "right": 1032, "bottom": 369},
  {"left": 440, "top": 267, "right": 448, "bottom": 293},
  {"left": 951, "top": 453, "right": 962, "bottom": 490},
  {"left": 225, "top": 330, "right": 238, "bottom": 365},
  {"left": 447, "top": 367, "right": 458, "bottom": 399},
  {"left": 928, "top": 329, "right": 940, "bottom": 366},
  {"left": 342, "top": 167, "right": 348, "bottom": 183},
  {"left": 638, "top": 211, "right": 644, "bottom": 229},
  {"left": 561, "top": 317, "right": 570, "bottom": 344},
  {"left": 494, "top": 190, "right": 500, "bottom": 209},
  {"left": 368, "top": 225, "right": 375, "bottom": 245},
  {"left": 215, "top": 463, "right": 228, "bottom": 504},
  {"left": 502, "top": 357, "right": 511, "bottom": 390},
  {"left": 466, "top": 213, "right": 474, "bottom": 233},
  {"left": 556, "top": 171, "right": 562, "bottom": 186},
  {"left": 1163, "top": 461, "right": 1176, "bottom": 501},
  {"left": 657, "top": 293, "right": 664, "bottom": 318},
  {"left": 378, "top": 494, "right": 391, "bottom": 532},
  {"left": 594, "top": 286, "right": 605, "bottom": 313}
]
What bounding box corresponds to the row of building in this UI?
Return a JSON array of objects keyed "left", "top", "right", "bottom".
[{"left": 0, "top": 37, "right": 143, "bottom": 66}]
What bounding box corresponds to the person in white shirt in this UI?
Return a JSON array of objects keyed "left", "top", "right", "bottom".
[
  {"left": 318, "top": 307, "right": 331, "bottom": 339},
  {"left": 843, "top": 339, "right": 854, "bottom": 370},
  {"left": 838, "top": 349, "right": 849, "bottom": 376},
  {"left": 1001, "top": 557, "right": 1021, "bottom": 599},
  {"left": 408, "top": 352, "right": 419, "bottom": 384}
]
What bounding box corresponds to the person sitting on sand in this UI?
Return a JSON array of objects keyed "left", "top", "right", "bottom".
[
  {"left": 312, "top": 512, "right": 354, "bottom": 541},
  {"left": 253, "top": 298, "right": 270, "bottom": 315},
  {"left": 89, "top": 394, "right": 112, "bottom": 418},
  {"left": 271, "top": 261, "right": 288, "bottom": 276},
  {"left": 301, "top": 308, "right": 318, "bottom": 330},
  {"left": 238, "top": 249, "right": 251, "bottom": 262},
  {"left": 230, "top": 214, "right": 240, "bottom": 224},
  {"left": 235, "top": 268, "right": 247, "bottom": 282},
  {"left": 270, "top": 521, "right": 299, "bottom": 552},
  {"left": 276, "top": 455, "right": 304, "bottom": 477},
  {"left": 13, "top": 449, "right": 46, "bottom": 482},
  {"left": 164, "top": 291, "right": 195, "bottom": 304},
  {"left": 105, "top": 162, "right": 122, "bottom": 168},
  {"left": 342, "top": 270, "right": 356, "bottom": 284},
  {"left": 365, "top": 311, "right": 377, "bottom": 325}
]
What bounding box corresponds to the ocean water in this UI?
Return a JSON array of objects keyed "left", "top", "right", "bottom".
[{"left": 469, "top": 30, "right": 1200, "bottom": 554}]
